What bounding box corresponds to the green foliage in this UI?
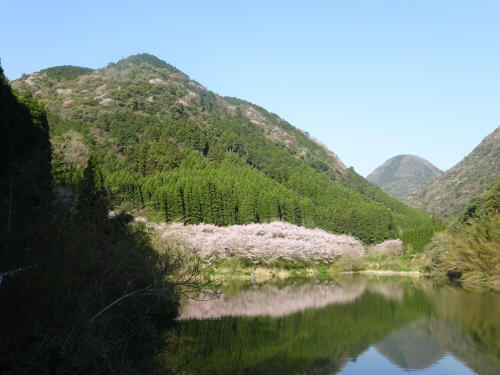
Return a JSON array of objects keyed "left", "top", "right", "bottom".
[
  {"left": 50, "top": 104, "right": 425, "bottom": 243},
  {"left": 40, "top": 65, "right": 94, "bottom": 80},
  {"left": 426, "top": 180, "right": 500, "bottom": 287},
  {"left": 12, "top": 54, "right": 434, "bottom": 244},
  {"left": 110, "top": 53, "right": 182, "bottom": 73},
  {"left": 459, "top": 180, "right": 500, "bottom": 224},
  {"left": 342, "top": 168, "right": 430, "bottom": 226},
  {"left": 444, "top": 213, "right": 499, "bottom": 286},
  {"left": 401, "top": 218, "right": 445, "bottom": 254},
  {"left": 358, "top": 251, "right": 422, "bottom": 272},
  {"left": 103, "top": 161, "right": 403, "bottom": 243}
]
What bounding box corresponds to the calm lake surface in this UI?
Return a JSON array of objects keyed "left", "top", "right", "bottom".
[{"left": 165, "top": 275, "right": 500, "bottom": 375}]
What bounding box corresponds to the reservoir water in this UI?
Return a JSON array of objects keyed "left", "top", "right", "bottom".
[{"left": 165, "top": 275, "right": 500, "bottom": 375}]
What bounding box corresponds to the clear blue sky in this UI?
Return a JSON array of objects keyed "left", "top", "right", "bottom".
[{"left": 2, "top": 0, "right": 499, "bottom": 176}]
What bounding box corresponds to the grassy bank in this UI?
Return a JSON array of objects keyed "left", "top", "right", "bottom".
[
  {"left": 423, "top": 181, "right": 500, "bottom": 290},
  {"left": 199, "top": 252, "right": 429, "bottom": 284}
]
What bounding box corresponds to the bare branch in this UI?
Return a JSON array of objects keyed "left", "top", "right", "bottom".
[{"left": 88, "top": 283, "right": 154, "bottom": 326}]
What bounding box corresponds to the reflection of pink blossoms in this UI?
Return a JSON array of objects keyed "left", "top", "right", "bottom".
[
  {"left": 179, "top": 279, "right": 404, "bottom": 319},
  {"left": 162, "top": 221, "right": 365, "bottom": 263},
  {"left": 179, "top": 282, "right": 366, "bottom": 319}
]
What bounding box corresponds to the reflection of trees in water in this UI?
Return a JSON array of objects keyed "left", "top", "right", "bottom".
[
  {"left": 169, "top": 278, "right": 432, "bottom": 374},
  {"left": 168, "top": 277, "right": 500, "bottom": 375},
  {"left": 367, "top": 282, "right": 404, "bottom": 301},
  {"left": 180, "top": 277, "right": 408, "bottom": 320},
  {"left": 180, "top": 282, "right": 366, "bottom": 319},
  {"left": 423, "top": 286, "right": 500, "bottom": 375}
]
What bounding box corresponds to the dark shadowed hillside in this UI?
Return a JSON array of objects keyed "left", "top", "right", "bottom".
[{"left": 1, "top": 66, "right": 180, "bottom": 373}]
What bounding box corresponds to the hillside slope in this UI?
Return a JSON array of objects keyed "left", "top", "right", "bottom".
[
  {"left": 11, "top": 53, "right": 431, "bottom": 243},
  {"left": 367, "top": 154, "right": 442, "bottom": 200},
  {"left": 408, "top": 127, "right": 500, "bottom": 216}
]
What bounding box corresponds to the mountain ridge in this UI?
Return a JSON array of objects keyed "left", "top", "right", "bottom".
[
  {"left": 408, "top": 127, "right": 500, "bottom": 216},
  {"left": 367, "top": 154, "right": 442, "bottom": 201},
  {"left": 15, "top": 53, "right": 348, "bottom": 178}
]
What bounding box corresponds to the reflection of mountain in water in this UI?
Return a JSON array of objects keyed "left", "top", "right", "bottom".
[
  {"left": 425, "top": 318, "right": 500, "bottom": 375},
  {"left": 376, "top": 317, "right": 500, "bottom": 375},
  {"left": 168, "top": 277, "right": 500, "bottom": 375},
  {"left": 424, "top": 284, "right": 500, "bottom": 375},
  {"left": 375, "top": 319, "right": 445, "bottom": 370}
]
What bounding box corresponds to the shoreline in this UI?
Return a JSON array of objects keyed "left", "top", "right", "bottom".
[
  {"left": 205, "top": 265, "right": 500, "bottom": 291},
  {"left": 344, "top": 270, "right": 424, "bottom": 276},
  {"left": 204, "top": 262, "right": 427, "bottom": 284}
]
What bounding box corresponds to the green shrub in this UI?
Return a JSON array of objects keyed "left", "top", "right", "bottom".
[{"left": 425, "top": 181, "right": 500, "bottom": 287}]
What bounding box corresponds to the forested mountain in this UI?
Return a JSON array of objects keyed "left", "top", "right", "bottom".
[
  {"left": 367, "top": 155, "right": 442, "bottom": 201},
  {"left": 11, "top": 53, "right": 432, "bottom": 244},
  {"left": 408, "top": 127, "right": 500, "bottom": 217}
]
